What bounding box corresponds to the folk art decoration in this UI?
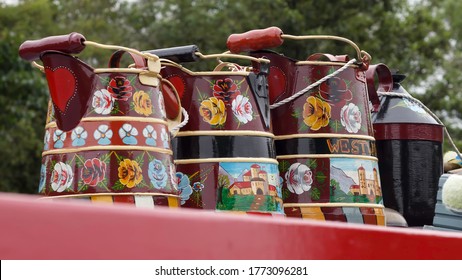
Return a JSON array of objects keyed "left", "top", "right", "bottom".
[
  {"left": 227, "top": 27, "right": 393, "bottom": 225},
  {"left": 21, "top": 29, "right": 441, "bottom": 228},
  {"left": 19, "top": 33, "right": 182, "bottom": 207},
  {"left": 148, "top": 46, "right": 284, "bottom": 215}
]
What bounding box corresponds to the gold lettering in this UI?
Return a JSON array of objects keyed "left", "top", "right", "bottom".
[
  {"left": 340, "top": 139, "right": 350, "bottom": 153},
  {"left": 327, "top": 139, "right": 340, "bottom": 153},
  {"left": 357, "top": 141, "right": 370, "bottom": 156},
  {"left": 351, "top": 140, "right": 359, "bottom": 154}
]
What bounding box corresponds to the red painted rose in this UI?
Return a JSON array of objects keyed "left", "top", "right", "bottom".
[
  {"left": 81, "top": 158, "right": 107, "bottom": 187},
  {"left": 213, "top": 78, "right": 241, "bottom": 104},
  {"left": 107, "top": 76, "right": 133, "bottom": 101}
]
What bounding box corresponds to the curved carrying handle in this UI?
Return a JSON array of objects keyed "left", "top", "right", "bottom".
[
  {"left": 366, "top": 63, "right": 393, "bottom": 112},
  {"left": 144, "top": 45, "right": 200, "bottom": 63},
  {"left": 227, "top": 26, "right": 369, "bottom": 66},
  {"left": 108, "top": 50, "right": 147, "bottom": 68},
  {"left": 19, "top": 32, "right": 86, "bottom": 61}
]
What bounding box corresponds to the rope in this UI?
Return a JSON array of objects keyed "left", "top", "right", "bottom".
[
  {"left": 377, "top": 91, "right": 462, "bottom": 161},
  {"left": 170, "top": 107, "right": 189, "bottom": 135},
  {"left": 269, "top": 58, "right": 357, "bottom": 109}
]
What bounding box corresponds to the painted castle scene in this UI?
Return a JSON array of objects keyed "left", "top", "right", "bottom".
[
  {"left": 216, "top": 162, "right": 283, "bottom": 213},
  {"left": 329, "top": 158, "right": 383, "bottom": 204}
]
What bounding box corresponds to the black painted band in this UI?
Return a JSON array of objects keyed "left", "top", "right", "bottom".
[
  {"left": 276, "top": 137, "right": 376, "bottom": 157},
  {"left": 173, "top": 135, "right": 276, "bottom": 159}
]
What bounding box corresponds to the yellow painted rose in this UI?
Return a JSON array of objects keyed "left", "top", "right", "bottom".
[
  {"left": 199, "top": 97, "right": 227, "bottom": 125},
  {"left": 303, "top": 96, "right": 331, "bottom": 131},
  {"left": 118, "top": 159, "right": 143, "bottom": 188},
  {"left": 133, "top": 90, "right": 153, "bottom": 116}
]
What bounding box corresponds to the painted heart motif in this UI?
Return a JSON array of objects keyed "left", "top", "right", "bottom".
[
  {"left": 44, "top": 67, "right": 76, "bottom": 113},
  {"left": 268, "top": 66, "right": 286, "bottom": 103},
  {"left": 168, "top": 75, "right": 185, "bottom": 99}
]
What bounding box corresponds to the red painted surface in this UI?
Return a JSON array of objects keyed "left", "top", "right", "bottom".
[
  {"left": 374, "top": 123, "right": 443, "bottom": 141},
  {"left": 1, "top": 192, "right": 462, "bottom": 260}
]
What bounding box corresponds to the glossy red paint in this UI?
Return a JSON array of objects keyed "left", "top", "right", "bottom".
[
  {"left": 374, "top": 123, "right": 444, "bottom": 142},
  {"left": 1, "top": 193, "right": 461, "bottom": 260}
]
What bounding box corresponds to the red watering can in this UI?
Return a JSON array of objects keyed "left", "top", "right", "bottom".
[
  {"left": 227, "top": 27, "right": 392, "bottom": 225},
  {"left": 146, "top": 45, "right": 283, "bottom": 215},
  {"left": 19, "top": 33, "right": 182, "bottom": 207}
]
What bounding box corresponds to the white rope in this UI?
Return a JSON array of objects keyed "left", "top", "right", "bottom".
[
  {"left": 269, "top": 58, "right": 357, "bottom": 109},
  {"left": 377, "top": 91, "right": 462, "bottom": 161},
  {"left": 170, "top": 107, "right": 189, "bottom": 135}
]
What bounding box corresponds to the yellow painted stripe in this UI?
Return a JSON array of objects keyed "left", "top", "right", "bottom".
[
  {"left": 300, "top": 206, "right": 326, "bottom": 221},
  {"left": 167, "top": 196, "right": 180, "bottom": 208},
  {"left": 90, "top": 195, "right": 114, "bottom": 204},
  {"left": 375, "top": 208, "right": 386, "bottom": 226}
]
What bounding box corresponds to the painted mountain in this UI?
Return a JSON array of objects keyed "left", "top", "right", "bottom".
[
  {"left": 330, "top": 165, "right": 356, "bottom": 194},
  {"left": 218, "top": 165, "right": 235, "bottom": 186}
]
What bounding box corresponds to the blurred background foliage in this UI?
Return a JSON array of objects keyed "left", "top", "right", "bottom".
[{"left": 0, "top": 0, "right": 460, "bottom": 193}]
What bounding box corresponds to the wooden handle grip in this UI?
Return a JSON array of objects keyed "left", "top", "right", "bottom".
[
  {"left": 19, "top": 32, "right": 86, "bottom": 61},
  {"left": 226, "top": 26, "right": 283, "bottom": 53}
]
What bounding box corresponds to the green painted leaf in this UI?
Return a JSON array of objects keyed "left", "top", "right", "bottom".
[
  {"left": 307, "top": 159, "right": 317, "bottom": 169},
  {"left": 329, "top": 120, "right": 342, "bottom": 132},
  {"left": 311, "top": 188, "right": 321, "bottom": 200},
  {"left": 112, "top": 180, "right": 126, "bottom": 191},
  {"left": 278, "top": 160, "right": 290, "bottom": 173},
  {"left": 316, "top": 171, "right": 327, "bottom": 184},
  {"left": 291, "top": 108, "right": 301, "bottom": 119}
]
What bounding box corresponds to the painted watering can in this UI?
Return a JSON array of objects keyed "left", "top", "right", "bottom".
[
  {"left": 368, "top": 67, "right": 444, "bottom": 226},
  {"left": 19, "top": 33, "right": 182, "bottom": 208},
  {"left": 145, "top": 45, "right": 284, "bottom": 215},
  {"left": 227, "top": 27, "right": 392, "bottom": 225}
]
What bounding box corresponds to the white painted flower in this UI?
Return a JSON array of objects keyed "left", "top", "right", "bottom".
[
  {"left": 160, "top": 127, "right": 169, "bottom": 148},
  {"left": 232, "top": 95, "right": 253, "bottom": 124},
  {"left": 285, "top": 163, "right": 313, "bottom": 195},
  {"left": 53, "top": 129, "right": 66, "bottom": 149},
  {"left": 119, "top": 123, "right": 138, "bottom": 145},
  {"left": 92, "top": 89, "right": 114, "bottom": 115},
  {"left": 143, "top": 125, "right": 157, "bottom": 146},
  {"left": 71, "top": 126, "right": 88, "bottom": 147},
  {"left": 94, "top": 124, "right": 113, "bottom": 145},
  {"left": 51, "top": 162, "right": 74, "bottom": 192},
  {"left": 340, "top": 103, "right": 362, "bottom": 133}
]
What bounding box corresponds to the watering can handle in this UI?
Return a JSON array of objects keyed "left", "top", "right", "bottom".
[
  {"left": 227, "top": 27, "right": 284, "bottom": 54},
  {"left": 19, "top": 32, "right": 86, "bottom": 61},
  {"left": 145, "top": 45, "right": 200, "bottom": 63},
  {"left": 366, "top": 64, "right": 393, "bottom": 112},
  {"left": 227, "top": 27, "right": 369, "bottom": 66}
]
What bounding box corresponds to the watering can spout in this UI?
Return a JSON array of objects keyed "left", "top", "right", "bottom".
[{"left": 41, "top": 52, "right": 97, "bottom": 131}]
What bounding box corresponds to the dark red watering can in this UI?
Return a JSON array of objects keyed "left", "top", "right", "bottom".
[
  {"left": 227, "top": 27, "right": 392, "bottom": 225},
  {"left": 145, "top": 46, "right": 283, "bottom": 215},
  {"left": 19, "top": 33, "right": 182, "bottom": 207}
]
